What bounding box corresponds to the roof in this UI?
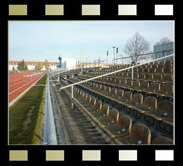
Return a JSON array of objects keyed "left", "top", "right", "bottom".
[{"left": 9, "top": 61, "right": 59, "bottom": 66}]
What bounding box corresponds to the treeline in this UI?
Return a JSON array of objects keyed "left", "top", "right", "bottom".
[{"left": 35, "top": 59, "right": 49, "bottom": 71}]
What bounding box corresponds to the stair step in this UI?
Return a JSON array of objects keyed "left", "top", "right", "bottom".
[
  {"left": 84, "top": 125, "right": 94, "bottom": 128},
  {"left": 85, "top": 129, "right": 97, "bottom": 132},
  {"left": 94, "top": 140, "right": 108, "bottom": 144},
  {"left": 88, "top": 132, "right": 100, "bottom": 135},
  {"left": 91, "top": 136, "right": 104, "bottom": 140}
]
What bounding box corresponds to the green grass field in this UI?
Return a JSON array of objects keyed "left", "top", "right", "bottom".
[
  {"left": 36, "top": 73, "right": 47, "bottom": 84},
  {"left": 9, "top": 71, "right": 18, "bottom": 75},
  {"left": 9, "top": 74, "right": 47, "bottom": 144}
]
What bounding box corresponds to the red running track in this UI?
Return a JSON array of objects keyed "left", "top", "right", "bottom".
[{"left": 9, "top": 72, "right": 45, "bottom": 104}]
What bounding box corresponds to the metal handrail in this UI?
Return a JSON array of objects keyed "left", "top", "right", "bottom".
[
  {"left": 59, "top": 54, "right": 174, "bottom": 91},
  {"left": 44, "top": 74, "right": 58, "bottom": 145},
  {"left": 112, "top": 50, "right": 173, "bottom": 61},
  {"left": 113, "top": 52, "right": 154, "bottom": 61},
  {"left": 50, "top": 67, "right": 81, "bottom": 75}
]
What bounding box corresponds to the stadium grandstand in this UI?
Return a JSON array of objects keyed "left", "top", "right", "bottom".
[{"left": 46, "top": 49, "right": 174, "bottom": 145}]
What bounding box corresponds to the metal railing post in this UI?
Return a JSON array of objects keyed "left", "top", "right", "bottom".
[{"left": 71, "top": 85, "right": 74, "bottom": 109}]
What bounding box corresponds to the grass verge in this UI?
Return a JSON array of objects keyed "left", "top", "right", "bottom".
[
  {"left": 36, "top": 74, "right": 47, "bottom": 85},
  {"left": 9, "top": 74, "right": 47, "bottom": 144},
  {"left": 9, "top": 71, "right": 18, "bottom": 75}
]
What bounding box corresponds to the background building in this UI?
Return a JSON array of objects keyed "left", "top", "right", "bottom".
[
  {"left": 9, "top": 61, "right": 59, "bottom": 71},
  {"left": 61, "top": 57, "right": 76, "bottom": 69},
  {"left": 154, "top": 42, "right": 174, "bottom": 61}
]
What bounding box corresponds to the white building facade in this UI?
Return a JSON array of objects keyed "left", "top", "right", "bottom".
[{"left": 61, "top": 57, "right": 76, "bottom": 69}]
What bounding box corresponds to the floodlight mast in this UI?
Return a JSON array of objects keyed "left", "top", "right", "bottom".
[
  {"left": 107, "top": 51, "right": 108, "bottom": 65},
  {"left": 113, "top": 46, "right": 116, "bottom": 65}
]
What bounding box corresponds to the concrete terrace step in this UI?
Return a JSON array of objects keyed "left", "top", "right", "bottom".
[
  {"left": 88, "top": 132, "right": 101, "bottom": 135},
  {"left": 52, "top": 83, "right": 109, "bottom": 144},
  {"left": 91, "top": 136, "right": 105, "bottom": 140},
  {"left": 85, "top": 128, "right": 98, "bottom": 132}
]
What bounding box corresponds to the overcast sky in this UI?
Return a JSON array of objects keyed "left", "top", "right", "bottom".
[{"left": 9, "top": 21, "right": 174, "bottom": 63}]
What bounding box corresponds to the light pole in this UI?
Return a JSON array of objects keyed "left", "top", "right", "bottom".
[
  {"left": 107, "top": 51, "right": 108, "bottom": 65},
  {"left": 86, "top": 58, "right": 87, "bottom": 68},
  {"left": 113, "top": 46, "right": 116, "bottom": 65},
  {"left": 80, "top": 43, "right": 82, "bottom": 68},
  {"left": 116, "top": 48, "right": 118, "bottom": 65}
]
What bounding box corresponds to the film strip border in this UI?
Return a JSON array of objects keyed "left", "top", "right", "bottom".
[
  {"left": 8, "top": 149, "right": 175, "bottom": 161},
  {"left": 8, "top": 4, "right": 174, "bottom": 16},
  {"left": 5, "top": 1, "right": 177, "bottom": 165}
]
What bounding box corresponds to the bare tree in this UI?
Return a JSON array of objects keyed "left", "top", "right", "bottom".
[
  {"left": 123, "top": 32, "right": 150, "bottom": 64},
  {"left": 155, "top": 37, "right": 172, "bottom": 45}
]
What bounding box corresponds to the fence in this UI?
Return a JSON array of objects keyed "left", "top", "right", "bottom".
[{"left": 112, "top": 50, "right": 173, "bottom": 65}]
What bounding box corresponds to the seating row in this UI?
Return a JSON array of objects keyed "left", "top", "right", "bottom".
[
  {"left": 89, "top": 67, "right": 173, "bottom": 75},
  {"left": 98, "top": 73, "right": 173, "bottom": 84},
  {"left": 90, "top": 61, "right": 173, "bottom": 71},
  {"left": 71, "top": 87, "right": 173, "bottom": 144},
  {"left": 74, "top": 76, "right": 173, "bottom": 102},
  {"left": 82, "top": 72, "right": 173, "bottom": 84},
  {"left": 65, "top": 77, "right": 173, "bottom": 137}
]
